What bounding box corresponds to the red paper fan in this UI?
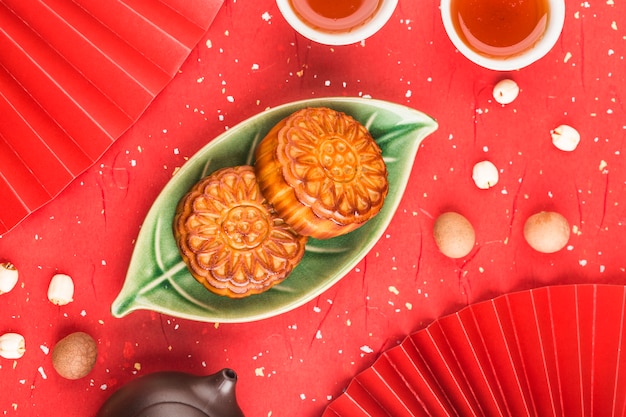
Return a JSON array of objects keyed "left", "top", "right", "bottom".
[
  {"left": 0, "top": 0, "right": 223, "bottom": 235},
  {"left": 323, "top": 284, "right": 626, "bottom": 417}
]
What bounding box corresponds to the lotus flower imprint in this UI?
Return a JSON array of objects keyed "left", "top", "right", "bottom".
[
  {"left": 173, "top": 166, "right": 307, "bottom": 298},
  {"left": 256, "top": 107, "right": 389, "bottom": 239}
]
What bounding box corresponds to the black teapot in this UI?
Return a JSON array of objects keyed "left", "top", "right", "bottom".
[{"left": 96, "top": 368, "right": 245, "bottom": 417}]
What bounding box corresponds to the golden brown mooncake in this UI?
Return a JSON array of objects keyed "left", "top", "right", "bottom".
[
  {"left": 173, "top": 165, "right": 308, "bottom": 298},
  {"left": 254, "top": 107, "right": 389, "bottom": 239}
]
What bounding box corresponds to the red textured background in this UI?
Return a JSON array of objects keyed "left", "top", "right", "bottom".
[{"left": 1, "top": 0, "right": 625, "bottom": 416}]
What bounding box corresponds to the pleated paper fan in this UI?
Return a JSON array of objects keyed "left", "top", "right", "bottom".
[
  {"left": 323, "top": 284, "right": 626, "bottom": 417},
  {"left": 0, "top": 0, "right": 223, "bottom": 235}
]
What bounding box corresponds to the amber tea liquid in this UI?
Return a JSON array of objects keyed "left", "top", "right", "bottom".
[
  {"left": 289, "top": 0, "right": 382, "bottom": 32},
  {"left": 450, "top": 0, "right": 549, "bottom": 58}
]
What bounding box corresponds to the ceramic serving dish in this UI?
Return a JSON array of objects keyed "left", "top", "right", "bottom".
[{"left": 111, "top": 97, "right": 438, "bottom": 323}]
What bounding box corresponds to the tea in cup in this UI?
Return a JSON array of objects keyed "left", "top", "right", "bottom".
[
  {"left": 276, "top": 0, "right": 399, "bottom": 45},
  {"left": 441, "top": 0, "right": 565, "bottom": 70}
]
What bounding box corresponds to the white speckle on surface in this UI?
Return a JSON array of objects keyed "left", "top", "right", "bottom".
[
  {"left": 38, "top": 366, "right": 47, "bottom": 379},
  {"left": 315, "top": 330, "right": 322, "bottom": 339},
  {"left": 580, "top": 259, "right": 588, "bottom": 266},
  {"left": 360, "top": 345, "right": 374, "bottom": 354},
  {"left": 255, "top": 367, "right": 265, "bottom": 376},
  {"left": 388, "top": 286, "right": 400, "bottom": 295},
  {"left": 40, "top": 345, "right": 49, "bottom": 355},
  {"left": 262, "top": 11, "right": 272, "bottom": 22},
  {"left": 599, "top": 160, "right": 608, "bottom": 171},
  {"left": 205, "top": 39, "right": 212, "bottom": 48}
]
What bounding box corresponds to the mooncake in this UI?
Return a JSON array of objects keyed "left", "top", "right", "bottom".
[
  {"left": 255, "top": 107, "right": 388, "bottom": 239},
  {"left": 173, "top": 165, "right": 308, "bottom": 298}
]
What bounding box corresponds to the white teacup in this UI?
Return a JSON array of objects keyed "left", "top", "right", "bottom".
[
  {"left": 276, "top": 0, "right": 399, "bottom": 46},
  {"left": 441, "top": 0, "right": 565, "bottom": 71}
]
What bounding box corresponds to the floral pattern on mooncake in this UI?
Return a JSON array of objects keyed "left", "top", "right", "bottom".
[
  {"left": 255, "top": 107, "right": 389, "bottom": 239},
  {"left": 173, "top": 166, "right": 308, "bottom": 298}
]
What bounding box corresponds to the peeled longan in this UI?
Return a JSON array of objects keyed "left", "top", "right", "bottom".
[
  {"left": 523, "top": 211, "right": 570, "bottom": 253},
  {"left": 433, "top": 212, "right": 476, "bottom": 259},
  {"left": 52, "top": 332, "right": 98, "bottom": 380}
]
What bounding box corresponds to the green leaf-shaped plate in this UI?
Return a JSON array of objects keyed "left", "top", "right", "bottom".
[{"left": 112, "top": 98, "right": 438, "bottom": 323}]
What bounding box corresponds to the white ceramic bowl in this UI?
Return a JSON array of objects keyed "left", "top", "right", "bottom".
[
  {"left": 276, "top": 0, "right": 399, "bottom": 46},
  {"left": 440, "top": 0, "right": 565, "bottom": 71}
]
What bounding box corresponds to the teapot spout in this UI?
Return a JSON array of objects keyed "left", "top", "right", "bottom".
[{"left": 195, "top": 368, "right": 245, "bottom": 417}]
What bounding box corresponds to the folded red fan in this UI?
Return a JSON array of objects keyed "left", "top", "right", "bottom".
[
  {"left": 0, "top": 0, "right": 223, "bottom": 235},
  {"left": 324, "top": 284, "right": 626, "bottom": 417}
]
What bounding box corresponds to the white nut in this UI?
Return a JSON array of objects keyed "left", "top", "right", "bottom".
[
  {"left": 47, "top": 274, "right": 74, "bottom": 306},
  {"left": 472, "top": 160, "right": 499, "bottom": 189},
  {"left": 493, "top": 79, "right": 520, "bottom": 105},
  {"left": 0, "top": 332, "right": 25, "bottom": 359},
  {"left": 551, "top": 124, "right": 580, "bottom": 151},
  {"left": 0, "top": 263, "right": 19, "bottom": 295}
]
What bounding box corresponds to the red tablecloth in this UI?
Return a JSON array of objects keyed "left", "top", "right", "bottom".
[{"left": 1, "top": 0, "right": 625, "bottom": 416}]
